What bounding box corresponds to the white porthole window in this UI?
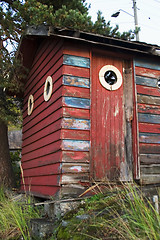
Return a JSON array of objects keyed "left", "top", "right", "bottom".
[
  {"left": 99, "top": 65, "right": 123, "bottom": 91},
  {"left": 157, "top": 78, "right": 160, "bottom": 89},
  {"left": 44, "top": 76, "right": 53, "bottom": 101},
  {"left": 28, "top": 94, "right": 34, "bottom": 116}
]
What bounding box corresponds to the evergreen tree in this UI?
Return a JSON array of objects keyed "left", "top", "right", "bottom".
[{"left": 0, "top": 0, "right": 135, "bottom": 187}]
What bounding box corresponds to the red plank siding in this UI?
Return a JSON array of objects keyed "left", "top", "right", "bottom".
[
  {"left": 21, "top": 185, "right": 60, "bottom": 197},
  {"left": 136, "top": 85, "right": 160, "bottom": 97},
  {"left": 135, "top": 66, "right": 160, "bottom": 78},
  {"left": 135, "top": 61, "right": 160, "bottom": 184},
  {"left": 22, "top": 151, "right": 62, "bottom": 169},
  {"left": 23, "top": 175, "right": 60, "bottom": 186},
  {"left": 22, "top": 140, "right": 61, "bottom": 162},
  {"left": 139, "top": 123, "right": 160, "bottom": 134},
  {"left": 63, "top": 65, "right": 90, "bottom": 78},
  {"left": 63, "top": 107, "right": 90, "bottom": 119}
]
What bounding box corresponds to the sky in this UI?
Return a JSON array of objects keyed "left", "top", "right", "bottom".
[{"left": 86, "top": 0, "right": 160, "bottom": 46}]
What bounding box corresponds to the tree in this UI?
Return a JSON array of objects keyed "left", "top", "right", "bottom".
[{"left": 0, "top": 0, "right": 136, "bottom": 188}]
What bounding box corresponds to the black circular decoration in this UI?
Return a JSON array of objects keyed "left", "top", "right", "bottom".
[
  {"left": 158, "top": 79, "right": 160, "bottom": 89},
  {"left": 104, "top": 70, "right": 117, "bottom": 85},
  {"left": 46, "top": 81, "right": 51, "bottom": 95}
]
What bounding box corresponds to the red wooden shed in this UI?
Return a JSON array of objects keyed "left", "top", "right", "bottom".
[{"left": 19, "top": 26, "right": 160, "bottom": 198}]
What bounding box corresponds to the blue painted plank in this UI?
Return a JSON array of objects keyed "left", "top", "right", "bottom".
[
  {"left": 138, "top": 113, "right": 160, "bottom": 124},
  {"left": 63, "top": 55, "right": 90, "bottom": 68},
  {"left": 63, "top": 97, "right": 90, "bottom": 109},
  {"left": 62, "top": 140, "right": 90, "bottom": 151},
  {"left": 63, "top": 75, "right": 90, "bottom": 88},
  {"left": 136, "top": 76, "right": 158, "bottom": 88},
  {"left": 139, "top": 133, "right": 160, "bottom": 144},
  {"left": 62, "top": 118, "right": 90, "bottom": 130},
  {"left": 135, "top": 59, "right": 160, "bottom": 70}
]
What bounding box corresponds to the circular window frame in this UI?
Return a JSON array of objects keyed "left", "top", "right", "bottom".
[
  {"left": 28, "top": 94, "right": 34, "bottom": 116},
  {"left": 44, "top": 76, "right": 53, "bottom": 101},
  {"left": 99, "top": 65, "right": 123, "bottom": 91},
  {"left": 157, "top": 78, "right": 160, "bottom": 89}
]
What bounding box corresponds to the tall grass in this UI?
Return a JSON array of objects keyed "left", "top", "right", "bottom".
[
  {"left": 0, "top": 188, "right": 41, "bottom": 240},
  {"left": 111, "top": 184, "right": 160, "bottom": 240},
  {"left": 56, "top": 183, "right": 160, "bottom": 240}
]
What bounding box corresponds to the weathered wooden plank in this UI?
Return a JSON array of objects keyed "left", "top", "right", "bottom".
[
  {"left": 61, "top": 129, "right": 90, "bottom": 141},
  {"left": 141, "top": 164, "right": 160, "bottom": 174},
  {"left": 138, "top": 103, "right": 160, "bottom": 115},
  {"left": 61, "top": 173, "right": 89, "bottom": 184},
  {"left": 140, "top": 154, "right": 160, "bottom": 164},
  {"left": 63, "top": 54, "right": 90, "bottom": 68},
  {"left": 62, "top": 163, "right": 89, "bottom": 173},
  {"left": 139, "top": 133, "right": 160, "bottom": 144},
  {"left": 140, "top": 174, "right": 160, "bottom": 185},
  {"left": 136, "top": 85, "right": 160, "bottom": 97},
  {"left": 62, "top": 151, "right": 89, "bottom": 163},
  {"left": 140, "top": 143, "right": 160, "bottom": 154},
  {"left": 63, "top": 75, "right": 90, "bottom": 88},
  {"left": 22, "top": 151, "right": 62, "bottom": 169},
  {"left": 139, "top": 123, "right": 160, "bottom": 134},
  {"left": 138, "top": 113, "right": 160, "bottom": 124},
  {"left": 24, "top": 175, "right": 60, "bottom": 186},
  {"left": 135, "top": 66, "right": 160, "bottom": 78},
  {"left": 63, "top": 97, "right": 90, "bottom": 109},
  {"left": 63, "top": 107, "right": 90, "bottom": 119},
  {"left": 60, "top": 184, "right": 86, "bottom": 197},
  {"left": 63, "top": 41, "right": 90, "bottom": 58},
  {"left": 23, "top": 163, "right": 61, "bottom": 177},
  {"left": 123, "top": 61, "right": 133, "bottom": 181},
  {"left": 61, "top": 118, "right": 90, "bottom": 130},
  {"left": 62, "top": 85, "right": 90, "bottom": 99},
  {"left": 136, "top": 76, "right": 158, "bottom": 88},
  {"left": 63, "top": 65, "right": 90, "bottom": 78},
  {"left": 61, "top": 140, "right": 90, "bottom": 151},
  {"left": 135, "top": 59, "right": 160, "bottom": 70},
  {"left": 137, "top": 94, "right": 160, "bottom": 106}
]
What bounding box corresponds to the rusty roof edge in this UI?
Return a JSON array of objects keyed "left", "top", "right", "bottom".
[{"left": 25, "top": 25, "right": 160, "bottom": 57}]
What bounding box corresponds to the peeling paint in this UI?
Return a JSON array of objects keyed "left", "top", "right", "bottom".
[
  {"left": 62, "top": 140, "right": 90, "bottom": 151},
  {"left": 63, "top": 75, "right": 90, "bottom": 88},
  {"left": 114, "top": 103, "right": 119, "bottom": 117},
  {"left": 62, "top": 118, "right": 90, "bottom": 130}
]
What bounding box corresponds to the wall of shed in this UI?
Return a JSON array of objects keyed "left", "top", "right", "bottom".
[
  {"left": 21, "top": 38, "right": 64, "bottom": 197},
  {"left": 135, "top": 58, "right": 160, "bottom": 184},
  {"left": 60, "top": 41, "right": 90, "bottom": 198}
]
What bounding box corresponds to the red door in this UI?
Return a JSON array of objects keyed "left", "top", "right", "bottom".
[{"left": 91, "top": 52, "right": 133, "bottom": 181}]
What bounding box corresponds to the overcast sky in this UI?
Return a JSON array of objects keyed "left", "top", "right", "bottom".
[{"left": 86, "top": 0, "right": 160, "bottom": 46}]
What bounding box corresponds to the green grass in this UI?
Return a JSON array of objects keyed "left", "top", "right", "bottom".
[
  {"left": 0, "top": 188, "right": 41, "bottom": 240},
  {"left": 55, "top": 183, "right": 160, "bottom": 240}
]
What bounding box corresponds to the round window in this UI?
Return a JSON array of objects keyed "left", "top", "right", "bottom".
[
  {"left": 44, "top": 76, "right": 53, "bottom": 101},
  {"left": 28, "top": 94, "right": 34, "bottom": 116},
  {"left": 157, "top": 78, "right": 160, "bottom": 89},
  {"left": 99, "top": 65, "right": 122, "bottom": 90}
]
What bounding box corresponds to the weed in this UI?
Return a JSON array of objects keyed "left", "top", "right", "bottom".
[
  {"left": 0, "top": 187, "right": 41, "bottom": 239},
  {"left": 56, "top": 183, "right": 160, "bottom": 240}
]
